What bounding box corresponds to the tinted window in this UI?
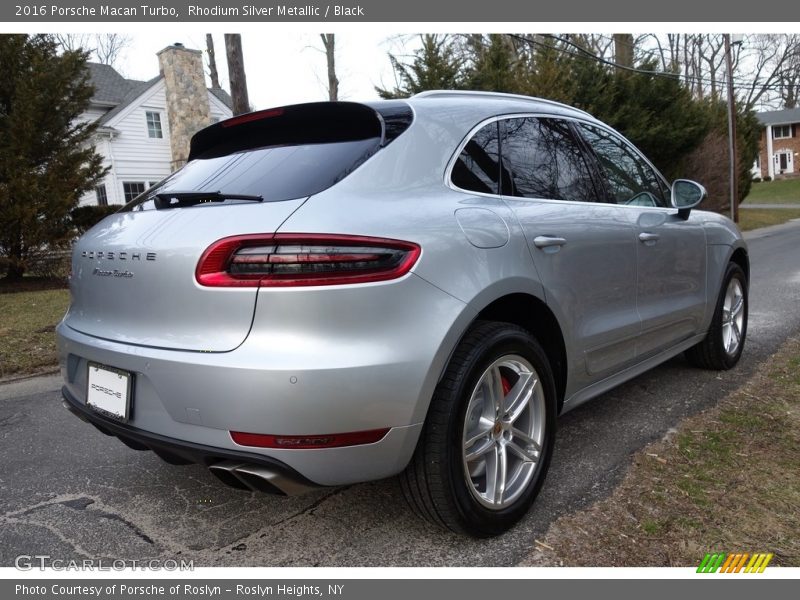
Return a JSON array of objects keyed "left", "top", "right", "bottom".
[
  {"left": 124, "top": 138, "right": 380, "bottom": 211},
  {"left": 451, "top": 122, "right": 501, "bottom": 194},
  {"left": 500, "top": 117, "right": 598, "bottom": 202},
  {"left": 578, "top": 123, "right": 666, "bottom": 207}
]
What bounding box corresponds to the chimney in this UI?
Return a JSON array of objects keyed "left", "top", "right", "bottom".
[{"left": 157, "top": 43, "right": 211, "bottom": 171}]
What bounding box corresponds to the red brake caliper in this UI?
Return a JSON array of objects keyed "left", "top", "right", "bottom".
[{"left": 501, "top": 375, "right": 511, "bottom": 396}]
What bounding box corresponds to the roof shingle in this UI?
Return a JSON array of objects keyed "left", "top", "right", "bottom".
[
  {"left": 756, "top": 108, "right": 800, "bottom": 126},
  {"left": 86, "top": 62, "right": 233, "bottom": 123}
]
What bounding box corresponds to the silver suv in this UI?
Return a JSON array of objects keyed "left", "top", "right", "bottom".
[{"left": 57, "top": 91, "right": 749, "bottom": 536}]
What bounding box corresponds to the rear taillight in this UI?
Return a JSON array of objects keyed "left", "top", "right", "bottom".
[{"left": 196, "top": 234, "right": 421, "bottom": 287}]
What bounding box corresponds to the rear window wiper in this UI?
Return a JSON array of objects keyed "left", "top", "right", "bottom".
[{"left": 153, "top": 191, "right": 263, "bottom": 209}]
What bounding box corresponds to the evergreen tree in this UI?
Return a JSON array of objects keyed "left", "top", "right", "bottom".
[
  {"left": 465, "top": 34, "right": 525, "bottom": 94},
  {"left": 376, "top": 35, "right": 465, "bottom": 99},
  {"left": 0, "top": 34, "right": 106, "bottom": 280}
]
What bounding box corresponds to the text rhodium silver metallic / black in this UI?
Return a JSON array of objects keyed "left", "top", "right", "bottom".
[{"left": 57, "top": 91, "right": 749, "bottom": 536}]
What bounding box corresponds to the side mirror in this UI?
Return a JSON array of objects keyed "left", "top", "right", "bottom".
[{"left": 671, "top": 179, "right": 707, "bottom": 219}]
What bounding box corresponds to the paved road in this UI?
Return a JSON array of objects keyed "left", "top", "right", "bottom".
[{"left": 2, "top": 221, "right": 799, "bottom": 567}]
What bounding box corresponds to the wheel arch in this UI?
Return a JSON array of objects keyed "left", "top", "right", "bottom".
[
  {"left": 729, "top": 245, "right": 750, "bottom": 284},
  {"left": 472, "top": 293, "right": 568, "bottom": 412}
]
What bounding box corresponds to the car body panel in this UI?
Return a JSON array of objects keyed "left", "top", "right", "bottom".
[{"left": 65, "top": 199, "right": 307, "bottom": 352}]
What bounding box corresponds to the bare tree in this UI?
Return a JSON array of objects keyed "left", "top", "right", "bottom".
[
  {"left": 737, "top": 34, "right": 800, "bottom": 109},
  {"left": 52, "top": 33, "right": 93, "bottom": 53},
  {"left": 320, "top": 34, "right": 339, "bottom": 101},
  {"left": 206, "top": 34, "right": 221, "bottom": 89},
  {"left": 224, "top": 34, "right": 250, "bottom": 115},
  {"left": 53, "top": 34, "right": 131, "bottom": 69},
  {"left": 94, "top": 34, "right": 131, "bottom": 68}
]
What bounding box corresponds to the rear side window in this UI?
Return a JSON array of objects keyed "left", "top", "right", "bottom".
[
  {"left": 451, "top": 122, "right": 501, "bottom": 194},
  {"left": 500, "top": 117, "right": 599, "bottom": 202},
  {"left": 577, "top": 123, "right": 666, "bottom": 207}
]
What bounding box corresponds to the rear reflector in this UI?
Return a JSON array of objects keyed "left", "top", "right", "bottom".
[
  {"left": 230, "top": 428, "right": 390, "bottom": 449},
  {"left": 196, "top": 233, "right": 421, "bottom": 287}
]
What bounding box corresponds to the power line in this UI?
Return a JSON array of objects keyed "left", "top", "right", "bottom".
[{"left": 509, "top": 33, "right": 794, "bottom": 95}]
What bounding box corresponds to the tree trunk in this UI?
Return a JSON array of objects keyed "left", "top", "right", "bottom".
[
  {"left": 613, "top": 33, "right": 634, "bottom": 69},
  {"left": 320, "top": 34, "right": 339, "bottom": 101},
  {"left": 224, "top": 34, "right": 250, "bottom": 115},
  {"left": 206, "top": 34, "right": 221, "bottom": 89},
  {"left": 4, "top": 263, "right": 24, "bottom": 281}
]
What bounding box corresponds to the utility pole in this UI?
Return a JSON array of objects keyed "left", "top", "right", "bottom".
[{"left": 724, "top": 34, "right": 741, "bottom": 223}]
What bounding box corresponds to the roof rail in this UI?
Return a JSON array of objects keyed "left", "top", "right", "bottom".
[{"left": 411, "top": 90, "right": 592, "bottom": 117}]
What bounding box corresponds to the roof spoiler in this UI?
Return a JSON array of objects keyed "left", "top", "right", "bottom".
[{"left": 189, "top": 102, "right": 385, "bottom": 161}]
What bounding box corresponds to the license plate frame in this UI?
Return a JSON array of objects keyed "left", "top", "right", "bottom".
[{"left": 86, "top": 362, "right": 133, "bottom": 422}]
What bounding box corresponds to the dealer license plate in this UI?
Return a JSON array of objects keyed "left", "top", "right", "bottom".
[{"left": 86, "top": 362, "right": 132, "bottom": 421}]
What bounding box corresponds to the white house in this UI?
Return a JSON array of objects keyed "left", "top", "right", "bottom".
[{"left": 79, "top": 44, "right": 233, "bottom": 206}]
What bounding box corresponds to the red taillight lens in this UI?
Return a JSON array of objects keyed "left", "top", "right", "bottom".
[
  {"left": 196, "top": 234, "right": 421, "bottom": 287},
  {"left": 230, "top": 428, "right": 390, "bottom": 449}
]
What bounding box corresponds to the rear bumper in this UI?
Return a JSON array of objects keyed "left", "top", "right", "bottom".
[
  {"left": 56, "top": 273, "right": 471, "bottom": 486},
  {"left": 61, "top": 385, "right": 318, "bottom": 495}
]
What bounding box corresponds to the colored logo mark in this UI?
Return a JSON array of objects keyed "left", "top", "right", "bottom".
[{"left": 697, "top": 552, "right": 774, "bottom": 573}]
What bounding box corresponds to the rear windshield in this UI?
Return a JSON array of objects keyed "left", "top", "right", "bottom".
[
  {"left": 123, "top": 101, "right": 412, "bottom": 212},
  {"left": 123, "top": 138, "right": 380, "bottom": 211}
]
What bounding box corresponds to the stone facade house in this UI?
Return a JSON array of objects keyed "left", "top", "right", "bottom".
[
  {"left": 78, "top": 44, "right": 233, "bottom": 206},
  {"left": 753, "top": 107, "right": 800, "bottom": 180}
]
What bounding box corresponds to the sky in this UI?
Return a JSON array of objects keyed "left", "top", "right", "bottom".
[{"left": 112, "top": 32, "right": 421, "bottom": 110}]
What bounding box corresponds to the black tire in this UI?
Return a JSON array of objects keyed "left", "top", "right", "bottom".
[
  {"left": 401, "top": 320, "right": 557, "bottom": 537},
  {"left": 685, "top": 262, "right": 748, "bottom": 370}
]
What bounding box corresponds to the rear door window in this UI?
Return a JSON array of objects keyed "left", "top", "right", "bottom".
[{"left": 500, "top": 117, "right": 599, "bottom": 202}]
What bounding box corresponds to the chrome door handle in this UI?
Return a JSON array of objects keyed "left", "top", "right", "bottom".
[
  {"left": 638, "top": 232, "right": 661, "bottom": 243},
  {"left": 533, "top": 236, "right": 567, "bottom": 248}
]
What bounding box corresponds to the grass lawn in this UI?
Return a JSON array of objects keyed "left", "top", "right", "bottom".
[
  {"left": 524, "top": 336, "right": 800, "bottom": 567},
  {"left": 736, "top": 208, "right": 800, "bottom": 231},
  {"left": 745, "top": 178, "right": 800, "bottom": 204},
  {"left": 0, "top": 288, "right": 69, "bottom": 378}
]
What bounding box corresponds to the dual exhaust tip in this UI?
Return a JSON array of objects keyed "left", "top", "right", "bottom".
[
  {"left": 62, "top": 399, "right": 317, "bottom": 497},
  {"left": 208, "top": 460, "right": 317, "bottom": 496}
]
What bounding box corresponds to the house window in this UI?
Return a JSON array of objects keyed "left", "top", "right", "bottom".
[
  {"left": 145, "top": 111, "right": 163, "bottom": 138},
  {"left": 122, "top": 182, "right": 146, "bottom": 202},
  {"left": 95, "top": 184, "right": 108, "bottom": 206},
  {"left": 773, "top": 125, "right": 792, "bottom": 139}
]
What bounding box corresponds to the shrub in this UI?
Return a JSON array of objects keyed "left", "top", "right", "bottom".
[{"left": 70, "top": 205, "right": 122, "bottom": 235}]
